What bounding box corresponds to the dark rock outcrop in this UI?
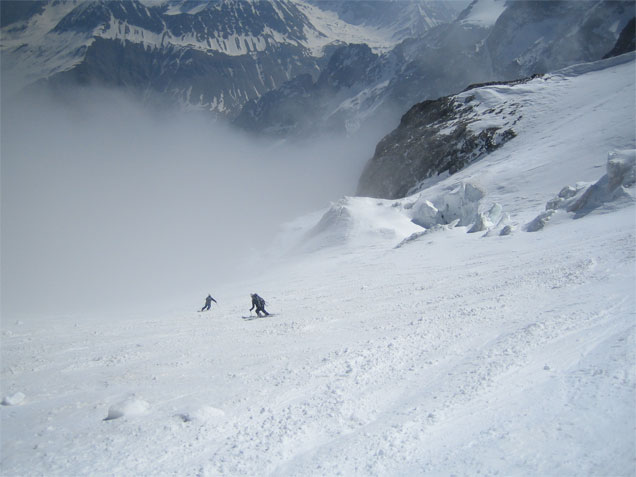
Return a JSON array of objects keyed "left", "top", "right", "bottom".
[
  {"left": 356, "top": 84, "right": 521, "bottom": 199},
  {"left": 486, "top": 0, "right": 634, "bottom": 79},
  {"left": 604, "top": 17, "right": 636, "bottom": 59}
]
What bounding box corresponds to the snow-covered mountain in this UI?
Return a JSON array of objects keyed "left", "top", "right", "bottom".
[
  {"left": 304, "top": 0, "right": 462, "bottom": 43},
  {"left": 234, "top": 41, "right": 399, "bottom": 136},
  {"left": 237, "top": 0, "right": 634, "bottom": 137},
  {"left": 2, "top": 53, "right": 634, "bottom": 475},
  {"left": 0, "top": 0, "right": 459, "bottom": 116},
  {"left": 354, "top": 0, "right": 635, "bottom": 199},
  {"left": 356, "top": 78, "right": 521, "bottom": 199},
  {"left": 5, "top": 0, "right": 630, "bottom": 138}
]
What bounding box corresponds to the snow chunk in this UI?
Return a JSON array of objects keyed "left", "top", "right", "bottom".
[
  {"left": 435, "top": 182, "right": 485, "bottom": 226},
  {"left": 525, "top": 209, "right": 557, "bottom": 232},
  {"left": 526, "top": 150, "right": 636, "bottom": 230},
  {"left": 2, "top": 392, "right": 26, "bottom": 406},
  {"left": 479, "top": 204, "right": 513, "bottom": 237},
  {"left": 412, "top": 182, "right": 485, "bottom": 228},
  {"left": 469, "top": 203, "right": 504, "bottom": 234},
  {"left": 499, "top": 224, "right": 515, "bottom": 236},
  {"left": 410, "top": 199, "right": 439, "bottom": 229},
  {"left": 104, "top": 396, "right": 150, "bottom": 421},
  {"left": 568, "top": 150, "right": 636, "bottom": 215}
]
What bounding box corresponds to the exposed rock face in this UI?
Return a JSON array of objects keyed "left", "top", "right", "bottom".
[
  {"left": 485, "top": 0, "right": 634, "bottom": 79},
  {"left": 0, "top": 1, "right": 44, "bottom": 27},
  {"left": 234, "top": 43, "right": 395, "bottom": 136},
  {"left": 235, "top": 20, "right": 494, "bottom": 137},
  {"left": 1, "top": 0, "right": 456, "bottom": 119},
  {"left": 604, "top": 17, "right": 636, "bottom": 59},
  {"left": 356, "top": 85, "right": 520, "bottom": 199},
  {"left": 4, "top": 0, "right": 327, "bottom": 117},
  {"left": 233, "top": 0, "right": 633, "bottom": 138},
  {"left": 37, "top": 36, "right": 319, "bottom": 118}
]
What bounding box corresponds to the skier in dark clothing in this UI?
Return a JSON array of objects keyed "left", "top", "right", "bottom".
[
  {"left": 250, "top": 293, "right": 269, "bottom": 317},
  {"left": 200, "top": 294, "right": 217, "bottom": 312}
]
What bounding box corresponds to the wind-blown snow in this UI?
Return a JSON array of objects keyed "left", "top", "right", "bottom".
[
  {"left": 459, "top": 0, "right": 507, "bottom": 28},
  {"left": 1, "top": 54, "right": 635, "bottom": 476}
]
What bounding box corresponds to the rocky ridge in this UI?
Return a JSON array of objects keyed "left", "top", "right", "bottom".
[
  {"left": 0, "top": 0, "right": 457, "bottom": 117},
  {"left": 237, "top": 0, "right": 633, "bottom": 138},
  {"left": 355, "top": 76, "right": 532, "bottom": 199}
]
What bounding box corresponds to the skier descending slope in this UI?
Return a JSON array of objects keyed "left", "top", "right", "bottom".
[
  {"left": 199, "top": 294, "right": 217, "bottom": 312},
  {"left": 249, "top": 293, "right": 269, "bottom": 317}
]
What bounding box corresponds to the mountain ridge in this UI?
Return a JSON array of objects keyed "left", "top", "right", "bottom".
[
  {"left": 235, "top": 0, "right": 634, "bottom": 138},
  {"left": 1, "top": 0, "right": 459, "bottom": 116}
]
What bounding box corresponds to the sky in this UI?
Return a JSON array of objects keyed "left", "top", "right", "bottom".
[{"left": 1, "top": 87, "right": 383, "bottom": 318}]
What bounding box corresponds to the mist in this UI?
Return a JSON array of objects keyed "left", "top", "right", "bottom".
[{"left": 1, "top": 88, "right": 382, "bottom": 319}]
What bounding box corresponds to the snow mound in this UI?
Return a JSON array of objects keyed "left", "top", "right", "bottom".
[
  {"left": 303, "top": 198, "right": 355, "bottom": 249},
  {"left": 526, "top": 150, "right": 636, "bottom": 231},
  {"left": 2, "top": 392, "right": 26, "bottom": 406},
  {"left": 299, "top": 196, "right": 422, "bottom": 251},
  {"left": 104, "top": 396, "right": 150, "bottom": 421}
]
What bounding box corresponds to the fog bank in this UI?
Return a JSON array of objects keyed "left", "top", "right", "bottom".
[{"left": 1, "top": 88, "right": 380, "bottom": 318}]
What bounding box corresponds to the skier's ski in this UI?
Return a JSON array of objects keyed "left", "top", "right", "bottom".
[{"left": 242, "top": 314, "right": 276, "bottom": 320}]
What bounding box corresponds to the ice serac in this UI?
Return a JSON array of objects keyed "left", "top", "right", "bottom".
[{"left": 526, "top": 149, "right": 636, "bottom": 231}]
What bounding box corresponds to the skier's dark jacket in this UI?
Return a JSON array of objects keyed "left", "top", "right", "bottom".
[{"left": 250, "top": 294, "right": 265, "bottom": 310}]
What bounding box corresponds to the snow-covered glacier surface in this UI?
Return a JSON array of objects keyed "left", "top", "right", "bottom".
[{"left": 1, "top": 55, "right": 635, "bottom": 476}]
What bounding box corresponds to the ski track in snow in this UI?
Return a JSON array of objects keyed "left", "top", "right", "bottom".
[
  {"left": 2, "top": 211, "right": 634, "bottom": 476},
  {"left": 2, "top": 57, "right": 636, "bottom": 476}
]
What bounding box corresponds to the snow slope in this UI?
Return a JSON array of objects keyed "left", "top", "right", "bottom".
[{"left": 1, "top": 55, "right": 635, "bottom": 475}]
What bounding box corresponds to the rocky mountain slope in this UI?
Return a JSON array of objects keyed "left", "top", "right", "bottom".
[
  {"left": 2, "top": 1, "right": 632, "bottom": 139},
  {"left": 0, "top": 0, "right": 458, "bottom": 117},
  {"left": 357, "top": 52, "right": 635, "bottom": 199},
  {"left": 356, "top": 81, "right": 522, "bottom": 199},
  {"left": 237, "top": 0, "right": 634, "bottom": 138}
]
